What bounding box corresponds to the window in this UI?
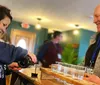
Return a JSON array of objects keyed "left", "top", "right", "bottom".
[{"left": 16, "top": 39, "right": 27, "bottom": 49}]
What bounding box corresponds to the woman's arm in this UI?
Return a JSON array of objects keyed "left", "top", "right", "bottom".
[{"left": 0, "top": 42, "right": 37, "bottom": 64}]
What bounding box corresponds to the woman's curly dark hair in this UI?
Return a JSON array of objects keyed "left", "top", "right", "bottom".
[{"left": 0, "top": 5, "right": 12, "bottom": 21}]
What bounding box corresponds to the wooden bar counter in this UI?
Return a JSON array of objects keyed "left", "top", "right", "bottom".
[
  {"left": 13, "top": 67, "right": 97, "bottom": 85},
  {"left": 13, "top": 68, "right": 65, "bottom": 85},
  {"left": 41, "top": 68, "right": 97, "bottom": 85}
]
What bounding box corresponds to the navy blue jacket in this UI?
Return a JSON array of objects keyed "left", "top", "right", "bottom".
[
  {"left": 0, "top": 42, "right": 27, "bottom": 64},
  {"left": 0, "top": 41, "right": 28, "bottom": 85}
]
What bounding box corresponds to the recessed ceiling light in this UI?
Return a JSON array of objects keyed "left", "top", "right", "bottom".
[
  {"left": 68, "top": 24, "right": 80, "bottom": 28},
  {"left": 29, "top": 16, "right": 51, "bottom": 22}
]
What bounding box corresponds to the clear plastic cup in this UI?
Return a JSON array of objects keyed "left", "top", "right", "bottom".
[
  {"left": 76, "top": 66, "right": 85, "bottom": 80},
  {"left": 77, "top": 70, "right": 85, "bottom": 80},
  {"left": 57, "top": 64, "right": 62, "bottom": 73},
  {"left": 63, "top": 66, "right": 68, "bottom": 76},
  {"left": 71, "top": 68, "right": 77, "bottom": 79},
  {"left": 51, "top": 64, "right": 58, "bottom": 72},
  {"left": 86, "top": 68, "right": 93, "bottom": 74}
]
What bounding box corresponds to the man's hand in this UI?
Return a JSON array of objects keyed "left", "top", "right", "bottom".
[
  {"left": 8, "top": 62, "right": 21, "bottom": 71},
  {"left": 28, "top": 51, "right": 37, "bottom": 63},
  {"left": 84, "top": 74, "right": 100, "bottom": 84}
]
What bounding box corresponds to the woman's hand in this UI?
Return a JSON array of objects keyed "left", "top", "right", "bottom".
[
  {"left": 84, "top": 74, "right": 100, "bottom": 84},
  {"left": 28, "top": 51, "right": 37, "bottom": 63},
  {"left": 8, "top": 62, "right": 21, "bottom": 71}
]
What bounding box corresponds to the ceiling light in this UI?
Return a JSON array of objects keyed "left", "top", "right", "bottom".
[
  {"left": 73, "top": 30, "right": 79, "bottom": 35},
  {"left": 68, "top": 24, "right": 80, "bottom": 29},
  {"left": 35, "top": 18, "right": 42, "bottom": 30},
  {"left": 75, "top": 24, "right": 80, "bottom": 28},
  {"left": 29, "top": 16, "right": 50, "bottom": 22},
  {"left": 35, "top": 23, "right": 41, "bottom": 29}
]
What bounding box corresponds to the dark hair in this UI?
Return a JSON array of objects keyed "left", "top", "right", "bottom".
[
  {"left": 53, "top": 31, "right": 62, "bottom": 38},
  {"left": 0, "top": 5, "right": 12, "bottom": 21}
]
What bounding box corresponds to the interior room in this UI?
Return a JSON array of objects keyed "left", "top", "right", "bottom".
[{"left": 0, "top": 0, "right": 100, "bottom": 85}]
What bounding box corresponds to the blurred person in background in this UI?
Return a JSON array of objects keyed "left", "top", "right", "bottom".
[{"left": 37, "top": 31, "right": 63, "bottom": 67}]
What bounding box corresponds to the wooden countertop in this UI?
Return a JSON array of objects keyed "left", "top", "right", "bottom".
[
  {"left": 13, "top": 67, "right": 98, "bottom": 85},
  {"left": 40, "top": 68, "right": 97, "bottom": 85},
  {"left": 15, "top": 68, "right": 66, "bottom": 85}
]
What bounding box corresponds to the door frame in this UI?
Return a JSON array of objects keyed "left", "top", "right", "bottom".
[{"left": 10, "top": 29, "right": 36, "bottom": 52}]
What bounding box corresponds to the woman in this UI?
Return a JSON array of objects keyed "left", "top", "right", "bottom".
[{"left": 0, "top": 5, "right": 37, "bottom": 85}]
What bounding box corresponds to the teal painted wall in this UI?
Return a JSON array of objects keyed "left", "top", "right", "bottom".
[
  {"left": 62, "top": 29, "right": 96, "bottom": 64},
  {"left": 62, "top": 30, "right": 80, "bottom": 44},
  {"left": 78, "top": 29, "right": 95, "bottom": 63},
  {"left": 7, "top": 20, "right": 48, "bottom": 54}
]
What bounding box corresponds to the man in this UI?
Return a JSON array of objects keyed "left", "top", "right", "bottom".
[
  {"left": 0, "top": 5, "right": 37, "bottom": 85},
  {"left": 37, "top": 31, "right": 62, "bottom": 67},
  {"left": 84, "top": 5, "right": 100, "bottom": 84}
]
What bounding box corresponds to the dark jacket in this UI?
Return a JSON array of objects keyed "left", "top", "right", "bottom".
[
  {"left": 37, "top": 41, "right": 62, "bottom": 67},
  {"left": 0, "top": 41, "right": 27, "bottom": 85},
  {"left": 85, "top": 33, "right": 100, "bottom": 68}
]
